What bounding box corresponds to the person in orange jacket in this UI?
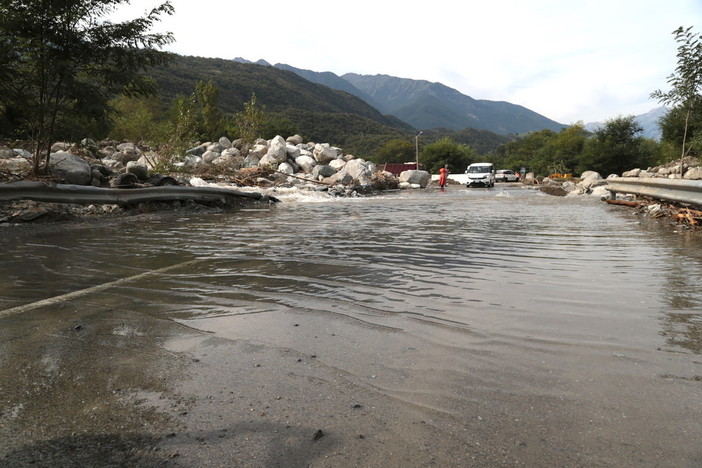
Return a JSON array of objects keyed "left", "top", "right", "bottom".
[{"left": 438, "top": 164, "right": 449, "bottom": 188}]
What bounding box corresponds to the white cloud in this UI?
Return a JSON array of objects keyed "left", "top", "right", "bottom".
[{"left": 112, "top": 0, "right": 702, "bottom": 123}]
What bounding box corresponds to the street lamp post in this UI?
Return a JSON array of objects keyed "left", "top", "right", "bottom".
[{"left": 415, "top": 131, "right": 423, "bottom": 170}]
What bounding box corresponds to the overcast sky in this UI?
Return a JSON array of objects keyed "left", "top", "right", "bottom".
[{"left": 113, "top": 0, "right": 701, "bottom": 125}]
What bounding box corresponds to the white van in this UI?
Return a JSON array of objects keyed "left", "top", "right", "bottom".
[{"left": 465, "top": 163, "right": 495, "bottom": 187}]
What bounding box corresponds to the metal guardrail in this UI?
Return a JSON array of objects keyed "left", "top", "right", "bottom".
[
  {"left": 606, "top": 177, "right": 702, "bottom": 207},
  {"left": 0, "top": 181, "right": 279, "bottom": 205}
]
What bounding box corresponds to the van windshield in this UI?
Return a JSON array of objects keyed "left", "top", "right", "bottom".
[{"left": 467, "top": 166, "right": 492, "bottom": 173}]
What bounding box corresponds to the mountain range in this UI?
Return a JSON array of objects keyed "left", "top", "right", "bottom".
[
  {"left": 238, "top": 58, "right": 566, "bottom": 135},
  {"left": 148, "top": 55, "right": 665, "bottom": 159},
  {"left": 237, "top": 58, "right": 667, "bottom": 141},
  {"left": 584, "top": 106, "right": 667, "bottom": 140}
]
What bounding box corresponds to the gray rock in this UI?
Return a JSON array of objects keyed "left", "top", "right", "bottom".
[
  {"left": 580, "top": 170, "right": 600, "bottom": 180},
  {"left": 622, "top": 168, "right": 641, "bottom": 177},
  {"left": 683, "top": 167, "right": 702, "bottom": 180},
  {"left": 562, "top": 181, "right": 577, "bottom": 192},
  {"left": 243, "top": 154, "right": 261, "bottom": 168},
  {"left": 12, "top": 149, "right": 32, "bottom": 159},
  {"left": 0, "top": 157, "right": 31, "bottom": 174},
  {"left": 313, "top": 164, "right": 337, "bottom": 178},
  {"left": 286, "top": 144, "right": 301, "bottom": 159},
  {"left": 345, "top": 159, "right": 373, "bottom": 181},
  {"left": 221, "top": 147, "right": 241, "bottom": 158},
  {"left": 202, "top": 150, "right": 220, "bottom": 164},
  {"left": 206, "top": 142, "right": 225, "bottom": 154},
  {"left": 0, "top": 147, "right": 16, "bottom": 159},
  {"left": 313, "top": 144, "right": 337, "bottom": 164},
  {"left": 126, "top": 161, "right": 149, "bottom": 181},
  {"left": 278, "top": 162, "right": 295, "bottom": 175},
  {"left": 51, "top": 142, "right": 71, "bottom": 153},
  {"left": 49, "top": 151, "right": 91, "bottom": 185},
  {"left": 329, "top": 159, "right": 347, "bottom": 171},
  {"left": 399, "top": 170, "right": 430, "bottom": 188},
  {"left": 323, "top": 172, "right": 354, "bottom": 185},
  {"left": 295, "top": 155, "right": 316, "bottom": 173},
  {"left": 286, "top": 134, "right": 303, "bottom": 145},
  {"left": 579, "top": 172, "right": 603, "bottom": 189},
  {"left": 218, "top": 136, "right": 232, "bottom": 149},
  {"left": 249, "top": 144, "right": 269, "bottom": 158},
  {"left": 212, "top": 154, "right": 238, "bottom": 167},
  {"left": 186, "top": 144, "right": 207, "bottom": 156}
]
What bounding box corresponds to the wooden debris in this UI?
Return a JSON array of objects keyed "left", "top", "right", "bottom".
[{"left": 675, "top": 208, "right": 702, "bottom": 226}]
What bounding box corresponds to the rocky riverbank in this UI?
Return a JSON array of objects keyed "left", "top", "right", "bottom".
[
  {"left": 1, "top": 134, "right": 701, "bottom": 226},
  {"left": 0, "top": 134, "right": 425, "bottom": 224}
]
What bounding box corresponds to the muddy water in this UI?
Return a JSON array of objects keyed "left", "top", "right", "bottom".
[{"left": 1, "top": 185, "right": 701, "bottom": 467}]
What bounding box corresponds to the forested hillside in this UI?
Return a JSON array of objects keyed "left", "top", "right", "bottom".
[{"left": 147, "top": 56, "right": 412, "bottom": 154}]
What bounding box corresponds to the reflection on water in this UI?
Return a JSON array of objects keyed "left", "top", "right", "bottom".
[{"left": 2, "top": 186, "right": 702, "bottom": 464}]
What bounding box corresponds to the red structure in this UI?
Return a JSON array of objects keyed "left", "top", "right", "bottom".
[{"left": 382, "top": 163, "right": 425, "bottom": 175}]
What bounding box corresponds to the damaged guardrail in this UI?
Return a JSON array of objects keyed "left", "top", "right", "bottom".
[
  {"left": 606, "top": 177, "right": 702, "bottom": 207},
  {"left": 0, "top": 181, "right": 279, "bottom": 205}
]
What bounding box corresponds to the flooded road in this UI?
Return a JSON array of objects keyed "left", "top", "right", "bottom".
[{"left": 1, "top": 185, "right": 701, "bottom": 467}]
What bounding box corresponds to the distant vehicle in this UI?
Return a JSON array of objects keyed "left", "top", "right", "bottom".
[
  {"left": 465, "top": 163, "right": 495, "bottom": 187},
  {"left": 495, "top": 169, "right": 520, "bottom": 182}
]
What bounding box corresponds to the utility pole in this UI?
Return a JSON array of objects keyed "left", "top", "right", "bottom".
[{"left": 415, "top": 131, "right": 423, "bottom": 170}]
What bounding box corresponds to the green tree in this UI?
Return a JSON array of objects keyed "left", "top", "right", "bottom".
[
  {"left": 0, "top": 0, "right": 174, "bottom": 174},
  {"left": 261, "top": 114, "right": 297, "bottom": 140},
  {"left": 233, "top": 93, "right": 266, "bottom": 144},
  {"left": 658, "top": 102, "right": 702, "bottom": 162},
  {"left": 164, "top": 94, "right": 199, "bottom": 157},
  {"left": 651, "top": 26, "right": 702, "bottom": 174},
  {"left": 421, "top": 138, "right": 477, "bottom": 174},
  {"left": 494, "top": 130, "right": 557, "bottom": 175},
  {"left": 578, "top": 116, "right": 654, "bottom": 176},
  {"left": 372, "top": 139, "right": 416, "bottom": 164},
  {"left": 540, "top": 123, "right": 588, "bottom": 175},
  {"left": 108, "top": 95, "right": 164, "bottom": 143},
  {"left": 195, "top": 80, "right": 224, "bottom": 141}
]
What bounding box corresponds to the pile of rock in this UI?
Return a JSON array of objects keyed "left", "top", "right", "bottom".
[
  {"left": 620, "top": 156, "right": 702, "bottom": 180},
  {"left": 1, "top": 135, "right": 421, "bottom": 192},
  {"left": 536, "top": 156, "right": 702, "bottom": 199}
]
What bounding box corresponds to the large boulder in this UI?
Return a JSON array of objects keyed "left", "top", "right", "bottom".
[
  {"left": 126, "top": 161, "right": 149, "bottom": 181},
  {"left": 329, "top": 159, "right": 347, "bottom": 171},
  {"left": 295, "top": 155, "right": 317, "bottom": 173},
  {"left": 218, "top": 136, "right": 232, "bottom": 149},
  {"left": 313, "top": 164, "right": 337, "bottom": 179},
  {"left": 221, "top": 147, "right": 241, "bottom": 158},
  {"left": 323, "top": 172, "right": 354, "bottom": 185},
  {"left": 277, "top": 162, "right": 295, "bottom": 175},
  {"left": 0, "top": 157, "right": 31, "bottom": 174},
  {"left": 243, "top": 154, "right": 261, "bottom": 168},
  {"left": 285, "top": 144, "right": 301, "bottom": 159},
  {"left": 399, "top": 170, "right": 430, "bottom": 188},
  {"left": 684, "top": 167, "right": 702, "bottom": 180},
  {"left": 0, "top": 147, "right": 16, "bottom": 159},
  {"left": 249, "top": 144, "right": 269, "bottom": 158},
  {"left": 202, "top": 150, "right": 220, "bottom": 164},
  {"left": 578, "top": 171, "right": 604, "bottom": 189},
  {"left": 622, "top": 168, "right": 641, "bottom": 177},
  {"left": 313, "top": 144, "right": 338, "bottom": 164},
  {"left": 212, "top": 154, "right": 243, "bottom": 168},
  {"left": 344, "top": 159, "right": 373, "bottom": 181},
  {"left": 286, "top": 134, "right": 304, "bottom": 145},
  {"left": 113, "top": 143, "right": 141, "bottom": 164},
  {"left": 49, "top": 151, "right": 91, "bottom": 185}
]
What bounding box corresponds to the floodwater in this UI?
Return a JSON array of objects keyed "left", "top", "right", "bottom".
[{"left": 1, "top": 184, "right": 701, "bottom": 467}]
